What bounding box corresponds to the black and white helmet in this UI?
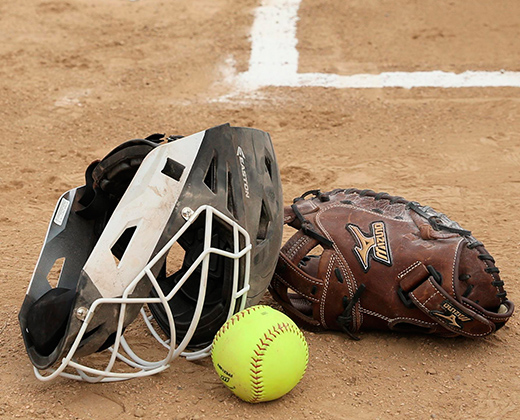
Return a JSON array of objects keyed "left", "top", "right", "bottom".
[{"left": 18, "top": 124, "right": 283, "bottom": 382}]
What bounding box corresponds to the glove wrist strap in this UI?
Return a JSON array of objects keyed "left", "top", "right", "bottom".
[{"left": 400, "top": 264, "right": 496, "bottom": 337}]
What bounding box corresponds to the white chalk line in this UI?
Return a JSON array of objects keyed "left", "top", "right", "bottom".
[{"left": 222, "top": 0, "right": 520, "bottom": 95}]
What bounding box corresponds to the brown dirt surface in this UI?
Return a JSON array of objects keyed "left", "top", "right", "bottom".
[{"left": 1, "top": 0, "right": 520, "bottom": 419}]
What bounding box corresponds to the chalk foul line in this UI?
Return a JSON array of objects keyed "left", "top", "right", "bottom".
[{"left": 221, "top": 0, "right": 520, "bottom": 95}]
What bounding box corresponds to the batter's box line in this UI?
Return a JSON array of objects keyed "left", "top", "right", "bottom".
[{"left": 221, "top": 0, "right": 520, "bottom": 96}]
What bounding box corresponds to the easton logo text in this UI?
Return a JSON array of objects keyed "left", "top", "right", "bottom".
[
  {"left": 346, "top": 221, "right": 392, "bottom": 272},
  {"left": 236, "top": 146, "right": 250, "bottom": 199}
]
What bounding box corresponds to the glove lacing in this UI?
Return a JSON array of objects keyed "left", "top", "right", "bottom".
[{"left": 336, "top": 284, "right": 366, "bottom": 340}]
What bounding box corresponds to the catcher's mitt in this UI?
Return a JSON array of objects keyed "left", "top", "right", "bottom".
[{"left": 269, "top": 188, "right": 514, "bottom": 338}]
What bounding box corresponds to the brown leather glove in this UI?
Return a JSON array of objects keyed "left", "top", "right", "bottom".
[{"left": 269, "top": 188, "right": 514, "bottom": 339}]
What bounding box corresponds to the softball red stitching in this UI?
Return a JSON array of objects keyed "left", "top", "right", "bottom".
[
  {"left": 213, "top": 306, "right": 261, "bottom": 344},
  {"left": 212, "top": 307, "right": 307, "bottom": 404},
  {"left": 248, "top": 321, "right": 307, "bottom": 403}
]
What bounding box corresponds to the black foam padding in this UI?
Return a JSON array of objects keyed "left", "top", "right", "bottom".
[{"left": 26, "top": 288, "right": 76, "bottom": 356}]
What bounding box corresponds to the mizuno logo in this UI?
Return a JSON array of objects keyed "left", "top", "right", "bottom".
[
  {"left": 430, "top": 300, "right": 472, "bottom": 329},
  {"left": 434, "top": 313, "right": 462, "bottom": 328},
  {"left": 346, "top": 221, "right": 392, "bottom": 272}
]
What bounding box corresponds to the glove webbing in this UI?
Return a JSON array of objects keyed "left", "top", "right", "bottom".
[
  {"left": 407, "top": 202, "right": 472, "bottom": 236},
  {"left": 290, "top": 203, "right": 333, "bottom": 247},
  {"left": 337, "top": 283, "right": 366, "bottom": 340}
]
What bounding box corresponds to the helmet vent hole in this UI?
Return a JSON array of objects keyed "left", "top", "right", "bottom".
[
  {"left": 204, "top": 155, "right": 218, "bottom": 193},
  {"left": 256, "top": 200, "right": 270, "bottom": 243},
  {"left": 110, "top": 226, "right": 137, "bottom": 267},
  {"left": 165, "top": 242, "right": 186, "bottom": 277},
  {"left": 161, "top": 157, "right": 185, "bottom": 182},
  {"left": 264, "top": 155, "right": 273, "bottom": 180},
  {"left": 227, "top": 170, "right": 237, "bottom": 218},
  {"left": 47, "top": 257, "right": 66, "bottom": 288}
]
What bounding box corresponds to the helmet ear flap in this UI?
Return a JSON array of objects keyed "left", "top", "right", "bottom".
[{"left": 20, "top": 136, "right": 167, "bottom": 367}]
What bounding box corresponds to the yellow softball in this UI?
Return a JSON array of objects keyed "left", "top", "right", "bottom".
[{"left": 211, "top": 305, "right": 308, "bottom": 403}]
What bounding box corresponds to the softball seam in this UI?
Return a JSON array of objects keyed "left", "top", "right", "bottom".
[
  {"left": 212, "top": 306, "right": 308, "bottom": 403},
  {"left": 213, "top": 306, "right": 260, "bottom": 343},
  {"left": 248, "top": 321, "right": 308, "bottom": 403}
]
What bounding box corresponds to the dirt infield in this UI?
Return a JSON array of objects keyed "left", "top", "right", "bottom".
[
  {"left": 298, "top": 0, "right": 520, "bottom": 74},
  {"left": 1, "top": 0, "right": 520, "bottom": 419}
]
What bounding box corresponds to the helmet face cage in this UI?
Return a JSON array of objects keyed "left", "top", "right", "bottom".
[
  {"left": 37, "top": 205, "right": 250, "bottom": 382},
  {"left": 18, "top": 124, "right": 283, "bottom": 382}
]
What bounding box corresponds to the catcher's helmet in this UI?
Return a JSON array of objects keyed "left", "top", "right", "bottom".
[{"left": 18, "top": 124, "right": 283, "bottom": 382}]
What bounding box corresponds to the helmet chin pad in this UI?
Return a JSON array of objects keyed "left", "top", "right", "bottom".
[{"left": 26, "top": 288, "right": 76, "bottom": 356}]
